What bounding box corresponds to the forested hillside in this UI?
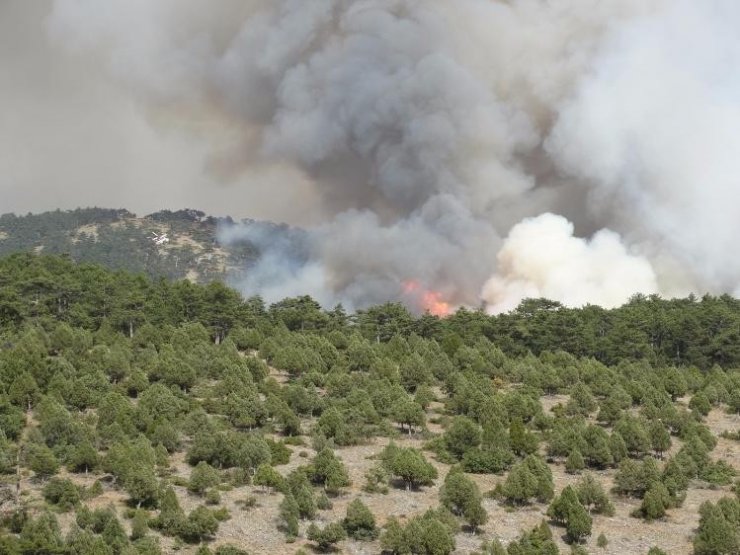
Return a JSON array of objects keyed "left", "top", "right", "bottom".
[
  {"left": 0, "top": 208, "right": 290, "bottom": 283},
  {"left": 0, "top": 255, "right": 738, "bottom": 555}
]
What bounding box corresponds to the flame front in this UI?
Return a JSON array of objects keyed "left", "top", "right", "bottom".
[{"left": 402, "top": 280, "right": 452, "bottom": 317}]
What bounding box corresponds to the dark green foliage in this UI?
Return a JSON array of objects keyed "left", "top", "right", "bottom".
[
  {"left": 150, "top": 487, "right": 185, "bottom": 536},
  {"left": 462, "top": 446, "right": 513, "bottom": 474},
  {"left": 502, "top": 456, "right": 554, "bottom": 505},
  {"left": 614, "top": 416, "right": 650, "bottom": 458},
  {"left": 444, "top": 416, "right": 481, "bottom": 460},
  {"left": 439, "top": 468, "right": 487, "bottom": 531},
  {"left": 363, "top": 462, "right": 390, "bottom": 494},
  {"left": 636, "top": 483, "right": 671, "bottom": 521},
  {"left": 693, "top": 497, "right": 740, "bottom": 555},
  {"left": 214, "top": 546, "right": 250, "bottom": 555},
  {"left": 0, "top": 400, "right": 25, "bottom": 440},
  {"left": 343, "top": 498, "right": 378, "bottom": 541},
  {"left": 575, "top": 474, "right": 614, "bottom": 516},
  {"left": 266, "top": 438, "right": 292, "bottom": 465},
  {"left": 613, "top": 458, "right": 660, "bottom": 498},
  {"left": 19, "top": 512, "right": 64, "bottom": 554},
  {"left": 391, "top": 397, "right": 426, "bottom": 434},
  {"left": 131, "top": 510, "right": 150, "bottom": 541},
  {"left": 565, "top": 502, "right": 592, "bottom": 543},
  {"left": 509, "top": 418, "right": 538, "bottom": 457},
  {"left": 0, "top": 253, "right": 737, "bottom": 553},
  {"left": 26, "top": 442, "right": 60, "bottom": 479},
  {"left": 42, "top": 477, "right": 80, "bottom": 511},
  {"left": 690, "top": 392, "right": 712, "bottom": 416},
  {"left": 102, "top": 514, "right": 130, "bottom": 553},
  {"left": 67, "top": 441, "right": 99, "bottom": 473},
  {"left": 65, "top": 527, "right": 114, "bottom": 555},
  {"left": 188, "top": 461, "right": 221, "bottom": 495},
  {"left": 648, "top": 421, "right": 671, "bottom": 458},
  {"left": 286, "top": 470, "right": 316, "bottom": 519},
  {"left": 565, "top": 449, "right": 585, "bottom": 474},
  {"left": 307, "top": 521, "right": 347, "bottom": 552},
  {"left": 476, "top": 538, "right": 507, "bottom": 555},
  {"left": 187, "top": 431, "right": 271, "bottom": 472},
  {"left": 504, "top": 521, "right": 559, "bottom": 555},
  {"left": 316, "top": 491, "right": 333, "bottom": 511},
  {"left": 381, "top": 444, "right": 438, "bottom": 490},
  {"left": 253, "top": 463, "right": 286, "bottom": 493},
  {"left": 546, "top": 486, "right": 592, "bottom": 543},
  {"left": 380, "top": 509, "right": 457, "bottom": 555},
  {"left": 179, "top": 506, "right": 220, "bottom": 543},
  {"left": 278, "top": 493, "right": 300, "bottom": 539},
  {"left": 547, "top": 486, "right": 581, "bottom": 526},
  {"left": 0, "top": 436, "right": 18, "bottom": 474},
  {"left": 565, "top": 384, "right": 596, "bottom": 416},
  {"left": 309, "top": 448, "right": 351, "bottom": 494},
  {"left": 701, "top": 459, "right": 737, "bottom": 486}
]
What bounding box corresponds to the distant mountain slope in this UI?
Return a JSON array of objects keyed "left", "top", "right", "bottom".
[{"left": 0, "top": 208, "right": 284, "bottom": 283}]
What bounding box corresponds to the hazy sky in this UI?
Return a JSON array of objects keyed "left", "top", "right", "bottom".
[
  {"left": 4, "top": 0, "right": 739, "bottom": 310},
  {"left": 0, "top": 0, "right": 322, "bottom": 223}
]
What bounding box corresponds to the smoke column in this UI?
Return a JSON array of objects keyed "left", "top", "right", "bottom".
[
  {"left": 43, "top": 0, "right": 740, "bottom": 311},
  {"left": 482, "top": 214, "right": 660, "bottom": 314}
]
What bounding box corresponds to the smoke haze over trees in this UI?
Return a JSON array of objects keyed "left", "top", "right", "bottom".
[{"left": 2, "top": 0, "right": 740, "bottom": 311}]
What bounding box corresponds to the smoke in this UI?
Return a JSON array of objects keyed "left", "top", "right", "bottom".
[
  {"left": 546, "top": 0, "right": 740, "bottom": 298},
  {"left": 12, "top": 0, "right": 739, "bottom": 311},
  {"left": 481, "top": 214, "right": 659, "bottom": 314}
]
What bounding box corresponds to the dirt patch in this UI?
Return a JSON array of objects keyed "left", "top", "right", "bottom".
[{"left": 73, "top": 224, "right": 99, "bottom": 242}]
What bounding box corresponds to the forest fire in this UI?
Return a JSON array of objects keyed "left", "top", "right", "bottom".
[{"left": 402, "top": 280, "right": 453, "bottom": 317}]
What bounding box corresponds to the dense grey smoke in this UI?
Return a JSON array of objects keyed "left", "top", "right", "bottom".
[{"left": 15, "top": 0, "right": 740, "bottom": 310}]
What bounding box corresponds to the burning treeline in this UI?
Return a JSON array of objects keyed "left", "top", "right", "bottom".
[{"left": 38, "top": 0, "right": 740, "bottom": 312}]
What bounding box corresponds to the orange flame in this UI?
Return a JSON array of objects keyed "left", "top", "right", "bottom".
[{"left": 402, "top": 279, "right": 452, "bottom": 317}]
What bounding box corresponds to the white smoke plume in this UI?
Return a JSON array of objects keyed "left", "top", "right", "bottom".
[
  {"left": 546, "top": 0, "right": 740, "bottom": 298},
  {"left": 22, "top": 0, "right": 740, "bottom": 311},
  {"left": 482, "top": 214, "right": 659, "bottom": 314}
]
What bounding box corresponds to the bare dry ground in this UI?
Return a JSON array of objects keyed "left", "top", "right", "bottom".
[{"left": 9, "top": 391, "right": 739, "bottom": 555}]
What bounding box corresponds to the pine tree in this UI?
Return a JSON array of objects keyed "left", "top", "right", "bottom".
[
  {"left": 131, "top": 510, "right": 149, "bottom": 541},
  {"left": 343, "top": 498, "right": 378, "bottom": 541},
  {"left": 565, "top": 501, "right": 592, "bottom": 544},
  {"left": 19, "top": 512, "right": 65, "bottom": 554},
  {"left": 444, "top": 417, "right": 482, "bottom": 460},
  {"left": 180, "top": 506, "right": 219, "bottom": 543},
  {"left": 287, "top": 472, "right": 316, "bottom": 520},
  {"left": 565, "top": 449, "right": 585, "bottom": 474},
  {"left": 279, "top": 493, "right": 300, "bottom": 539},
  {"left": 575, "top": 474, "right": 615, "bottom": 516},
  {"left": 380, "top": 517, "right": 407, "bottom": 554},
  {"left": 307, "top": 521, "right": 347, "bottom": 552},
  {"left": 253, "top": 463, "right": 285, "bottom": 493},
  {"left": 26, "top": 443, "right": 60, "bottom": 479},
  {"left": 648, "top": 421, "right": 671, "bottom": 458},
  {"left": 547, "top": 486, "right": 580, "bottom": 526},
  {"left": 638, "top": 483, "right": 671, "bottom": 521},
  {"left": 387, "top": 447, "right": 437, "bottom": 490},
  {"left": 153, "top": 487, "right": 185, "bottom": 536},
  {"left": 102, "top": 514, "right": 130, "bottom": 553}
]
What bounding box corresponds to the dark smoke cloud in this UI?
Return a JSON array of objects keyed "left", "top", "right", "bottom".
[{"left": 4, "top": 0, "right": 739, "bottom": 310}]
